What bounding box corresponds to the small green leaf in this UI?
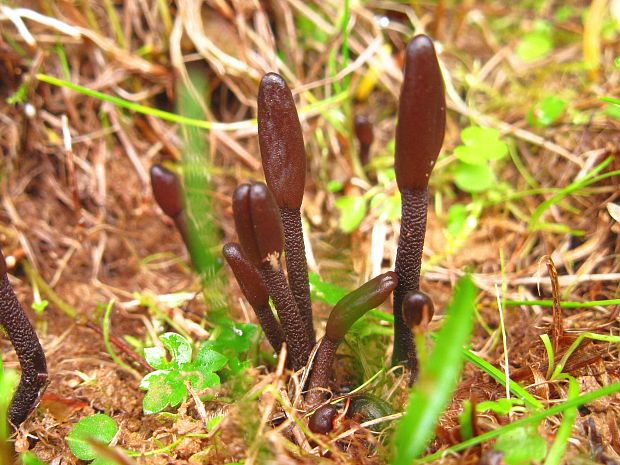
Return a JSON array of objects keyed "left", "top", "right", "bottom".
[
  {"left": 460, "top": 126, "right": 501, "bottom": 145},
  {"left": 160, "top": 333, "right": 192, "bottom": 369},
  {"left": 335, "top": 195, "right": 367, "bottom": 233},
  {"left": 494, "top": 426, "right": 547, "bottom": 465},
  {"left": 192, "top": 345, "right": 228, "bottom": 373},
  {"left": 446, "top": 204, "right": 468, "bottom": 237},
  {"left": 31, "top": 300, "right": 49, "bottom": 314},
  {"left": 477, "top": 398, "right": 524, "bottom": 415},
  {"left": 453, "top": 163, "right": 496, "bottom": 193},
  {"left": 21, "top": 452, "right": 48, "bottom": 465},
  {"left": 206, "top": 415, "right": 223, "bottom": 432},
  {"left": 188, "top": 371, "right": 220, "bottom": 391},
  {"left": 207, "top": 322, "right": 257, "bottom": 355},
  {"left": 454, "top": 145, "right": 486, "bottom": 165},
  {"left": 458, "top": 400, "right": 474, "bottom": 441},
  {"left": 604, "top": 103, "right": 620, "bottom": 120},
  {"left": 139, "top": 370, "right": 168, "bottom": 390},
  {"left": 327, "top": 180, "right": 344, "bottom": 192},
  {"left": 67, "top": 414, "right": 118, "bottom": 461},
  {"left": 91, "top": 458, "right": 118, "bottom": 465},
  {"left": 454, "top": 126, "right": 508, "bottom": 164},
  {"left": 516, "top": 22, "right": 553, "bottom": 62},
  {"left": 528, "top": 96, "right": 566, "bottom": 128},
  {"left": 144, "top": 346, "right": 170, "bottom": 370},
  {"left": 309, "top": 272, "right": 347, "bottom": 306},
  {"left": 142, "top": 375, "right": 177, "bottom": 414}
]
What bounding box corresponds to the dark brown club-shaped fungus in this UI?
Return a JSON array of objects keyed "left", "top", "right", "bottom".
[
  {"left": 222, "top": 242, "right": 285, "bottom": 353},
  {"left": 232, "top": 182, "right": 312, "bottom": 370},
  {"left": 258, "top": 73, "right": 315, "bottom": 347},
  {"left": 150, "top": 164, "right": 189, "bottom": 242},
  {"left": 0, "top": 248, "right": 48, "bottom": 429},
  {"left": 354, "top": 115, "right": 374, "bottom": 170},
  {"left": 306, "top": 272, "right": 398, "bottom": 406},
  {"left": 392, "top": 34, "right": 445, "bottom": 377},
  {"left": 402, "top": 291, "right": 435, "bottom": 383}
]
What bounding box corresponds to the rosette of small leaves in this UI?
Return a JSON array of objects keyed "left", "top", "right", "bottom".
[
  {"left": 202, "top": 317, "right": 259, "bottom": 374},
  {"left": 140, "top": 333, "right": 227, "bottom": 414}
]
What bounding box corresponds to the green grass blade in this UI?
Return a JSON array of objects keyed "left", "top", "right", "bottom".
[
  {"left": 601, "top": 96, "right": 620, "bottom": 105},
  {"left": 529, "top": 157, "right": 619, "bottom": 231},
  {"left": 36, "top": 74, "right": 348, "bottom": 133},
  {"left": 414, "top": 381, "right": 620, "bottom": 463},
  {"left": 551, "top": 332, "right": 620, "bottom": 380},
  {"left": 544, "top": 375, "right": 579, "bottom": 465},
  {"left": 540, "top": 334, "right": 554, "bottom": 379},
  {"left": 392, "top": 275, "right": 477, "bottom": 465},
  {"left": 505, "top": 298, "right": 620, "bottom": 308},
  {"left": 462, "top": 349, "right": 544, "bottom": 410},
  {"left": 177, "top": 73, "right": 227, "bottom": 310}
]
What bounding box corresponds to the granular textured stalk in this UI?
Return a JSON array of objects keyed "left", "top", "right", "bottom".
[
  {"left": 0, "top": 248, "right": 48, "bottom": 429},
  {"left": 392, "top": 189, "right": 428, "bottom": 367},
  {"left": 279, "top": 207, "right": 314, "bottom": 344}
]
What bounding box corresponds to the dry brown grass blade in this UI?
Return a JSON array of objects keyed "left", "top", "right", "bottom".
[{"left": 540, "top": 255, "right": 564, "bottom": 352}]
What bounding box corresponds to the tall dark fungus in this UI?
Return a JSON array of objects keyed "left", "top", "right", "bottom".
[
  {"left": 392, "top": 34, "right": 445, "bottom": 381},
  {"left": 0, "top": 247, "right": 48, "bottom": 430}
]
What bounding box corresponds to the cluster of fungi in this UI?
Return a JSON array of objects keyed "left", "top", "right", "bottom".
[
  {"left": 0, "top": 34, "right": 444, "bottom": 437},
  {"left": 152, "top": 34, "right": 446, "bottom": 433}
]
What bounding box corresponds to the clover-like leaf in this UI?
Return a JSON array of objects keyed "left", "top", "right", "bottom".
[
  {"left": 454, "top": 162, "right": 496, "bottom": 193},
  {"left": 143, "top": 346, "right": 170, "bottom": 370},
  {"left": 160, "top": 333, "right": 192, "bottom": 369},
  {"left": 527, "top": 96, "right": 566, "bottom": 128},
  {"left": 67, "top": 414, "right": 118, "bottom": 461},
  {"left": 494, "top": 425, "right": 547, "bottom": 465},
  {"left": 454, "top": 126, "right": 508, "bottom": 164},
  {"left": 142, "top": 375, "right": 177, "bottom": 415},
  {"left": 192, "top": 344, "right": 228, "bottom": 373},
  {"left": 140, "top": 333, "right": 229, "bottom": 414}
]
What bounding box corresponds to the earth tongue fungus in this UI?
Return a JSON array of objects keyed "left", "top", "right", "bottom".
[
  {"left": 305, "top": 272, "right": 398, "bottom": 407},
  {"left": 150, "top": 164, "right": 189, "bottom": 244},
  {"left": 392, "top": 34, "right": 445, "bottom": 380},
  {"left": 258, "top": 73, "right": 315, "bottom": 347},
  {"left": 0, "top": 247, "right": 48, "bottom": 430},
  {"left": 222, "top": 243, "right": 285, "bottom": 354},
  {"left": 354, "top": 115, "right": 374, "bottom": 169},
  {"left": 225, "top": 33, "right": 444, "bottom": 409},
  {"left": 231, "top": 182, "right": 312, "bottom": 371}
]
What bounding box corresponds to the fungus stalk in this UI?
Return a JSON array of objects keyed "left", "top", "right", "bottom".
[
  {"left": 258, "top": 73, "right": 315, "bottom": 347},
  {"left": 232, "top": 182, "right": 312, "bottom": 370},
  {"left": 306, "top": 272, "right": 398, "bottom": 406},
  {"left": 392, "top": 34, "right": 445, "bottom": 377},
  {"left": 223, "top": 243, "right": 285, "bottom": 353},
  {"left": 0, "top": 248, "right": 48, "bottom": 429}
]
